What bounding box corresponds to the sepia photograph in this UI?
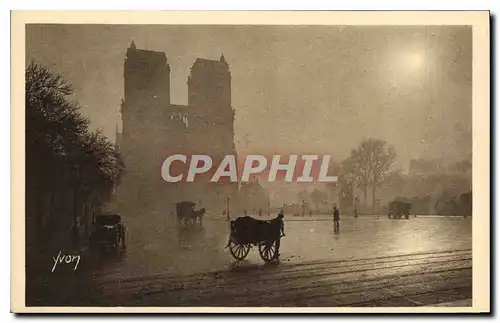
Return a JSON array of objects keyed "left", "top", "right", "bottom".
[{"left": 11, "top": 11, "right": 490, "bottom": 313}]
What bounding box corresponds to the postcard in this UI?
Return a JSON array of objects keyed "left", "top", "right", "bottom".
[{"left": 11, "top": 11, "right": 490, "bottom": 313}]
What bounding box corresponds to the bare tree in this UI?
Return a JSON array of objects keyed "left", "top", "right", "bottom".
[
  {"left": 368, "top": 139, "right": 397, "bottom": 212},
  {"left": 344, "top": 138, "right": 397, "bottom": 212},
  {"left": 310, "top": 188, "right": 327, "bottom": 212},
  {"left": 342, "top": 147, "right": 370, "bottom": 207},
  {"left": 297, "top": 189, "right": 309, "bottom": 203}
]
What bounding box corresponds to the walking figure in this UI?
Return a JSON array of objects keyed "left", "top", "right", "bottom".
[
  {"left": 278, "top": 211, "right": 285, "bottom": 237},
  {"left": 275, "top": 211, "right": 285, "bottom": 258},
  {"left": 333, "top": 206, "right": 340, "bottom": 233}
]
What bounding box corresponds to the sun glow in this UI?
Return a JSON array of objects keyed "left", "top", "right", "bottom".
[
  {"left": 407, "top": 52, "right": 424, "bottom": 70},
  {"left": 386, "top": 50, "right": 427, "bottom": 86}
]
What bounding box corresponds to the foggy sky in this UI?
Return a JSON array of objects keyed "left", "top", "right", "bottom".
[{"left": 26, "top": 25, "right": 472, "bottom": 170}]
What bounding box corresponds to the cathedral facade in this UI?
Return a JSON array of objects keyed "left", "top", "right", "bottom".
[{"left": 116, "top": 41, "right": 239, "bottom": 214}]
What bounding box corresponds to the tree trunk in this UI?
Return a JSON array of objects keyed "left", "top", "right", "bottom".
[
  {"left": 48, "top": 189, "right": 56, "bottom": 241},
  {"left": 73, "top": 187, "right": 78, "bottom": 225},
  {"left": 35, "top": 182, "right": 43, "bottom": 250},
  {"left": 372, "top": 185, "right": 377, "bottom": 214},
  {"left": 363, "top": 184, "right": 367, "bottom": 207}
]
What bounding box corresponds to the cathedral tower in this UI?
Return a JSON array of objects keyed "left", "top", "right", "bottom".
[
  {"left": 188, "top": 54, "right": 231, "bottom": 111},
  {"left": 124, "top": 40, "right": 171, "bottom": 106},
  {"left": 119, "top": 41, "right": 173, "bottom": 209},
  {"left": 186, "top": 54, "right": 239, "bottom": 212},
  {"left": 187, "top": 54, "right": 235, "bottom": 155}
]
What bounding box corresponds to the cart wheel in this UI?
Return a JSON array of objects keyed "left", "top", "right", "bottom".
[
  {"left": 258, "top": 240, "right": 278, "bottom": 262},
  {"left": 229, "top": 240, "right": 250, "bottom": 260}
]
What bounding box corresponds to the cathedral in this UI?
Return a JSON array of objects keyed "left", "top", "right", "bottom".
[{"left": 116, "top": 41, "right": 240, "bottom": 214}]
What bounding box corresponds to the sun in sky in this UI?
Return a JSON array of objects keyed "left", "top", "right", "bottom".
[
  {"left": 407, "top": 52, "right": 424, "bottom": 70},
  {"left": 385, "top": 49, "right": 427, "bottom": 88}
]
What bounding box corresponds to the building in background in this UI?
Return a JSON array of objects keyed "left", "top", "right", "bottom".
[
  {"left": 239, "top": 176, "right": 271, "bottom": 216},
  {"left": 116, "top": 41, "right": 239, "bottom": 215}
]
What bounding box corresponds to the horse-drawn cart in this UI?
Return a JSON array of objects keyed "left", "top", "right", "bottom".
[
  {"left": 388, "top": 200, "right": 411, "bottom": 219},
  {"left": 227, "top": 215, "right": 283, "bottom": 263},
  {"left": 90, "top": 214, "right": 126, "bottom": 252},
  {"left": 176, "top": 201, "right": 205, "bottom": 226}
]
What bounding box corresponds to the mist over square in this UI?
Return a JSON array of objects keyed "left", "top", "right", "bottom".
[{"left": 21, "top": 18, "right": 481, "bottom": 310}]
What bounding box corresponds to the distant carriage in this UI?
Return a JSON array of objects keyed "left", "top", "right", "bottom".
[
  {"left": 90, "top": 214, "right": 126, "bottom": 252},
  {"left": 388, "top": 200, "right": 411, "bottom": 219},
  {"left": 226, "top": 215, "right": 283, "bottom": 263},
  {"left": 176, "top": 201, "right": 206, "bottom": 226}
]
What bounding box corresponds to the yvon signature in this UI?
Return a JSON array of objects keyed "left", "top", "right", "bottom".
[{"left": 51, "top": 250, "right": 81, "bottom": 272}]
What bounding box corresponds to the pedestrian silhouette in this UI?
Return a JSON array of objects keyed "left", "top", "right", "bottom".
[
  {"left": 275, "top": 211, "right": 285, "bottom": 258},
  {"left": 333, "top": 206, "right": 340, "bottom": 233}
]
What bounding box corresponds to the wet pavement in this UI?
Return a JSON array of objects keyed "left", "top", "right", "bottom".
[
  {"left": 26, "top": 214, "right": 472, "bottom": 307},
  {"left": 93, "top": 248, "right": 472, "bottom": 307}
]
